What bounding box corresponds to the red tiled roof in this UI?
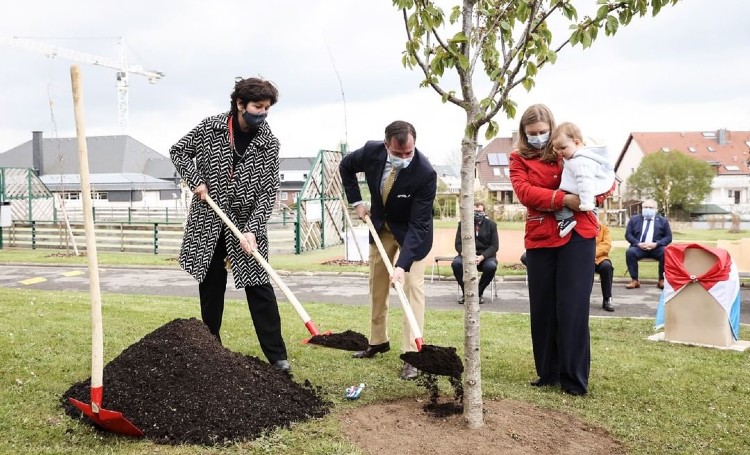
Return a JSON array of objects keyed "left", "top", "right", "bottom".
[{"left": 618, "top": 130, "right": 750, "bottom": 176}]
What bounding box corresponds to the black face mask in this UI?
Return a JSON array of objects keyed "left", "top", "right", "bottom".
[
  {"left": 243, "top": 111, "right": 267, "bottom": 128},
  {"left": 474, "top": 210, "right": 485, "bottom": 222}
]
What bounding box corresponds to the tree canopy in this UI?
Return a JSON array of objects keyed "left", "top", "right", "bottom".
[{"left": 626, "top": 150, "right": 714, "bottom": 216}]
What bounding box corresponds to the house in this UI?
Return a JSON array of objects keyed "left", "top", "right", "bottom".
[
  {"left": 0, "top": 132, "right": 182, "bottom": 210},
  {"left": 278, "top": 157, "right": 315, "bottom": 207},
  {"left": 433, "top": 164, "right": 460, "bottom": 193},
  {"left": 614, "top": 129, "right": 750, "bottom": 216},
  {"left": 476, "top": 135, "right": 516, "bottom": 205}
]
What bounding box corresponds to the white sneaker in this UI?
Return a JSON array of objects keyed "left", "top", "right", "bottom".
[{"left": 558, "top": 218, "right": 577, "bottom": 238}]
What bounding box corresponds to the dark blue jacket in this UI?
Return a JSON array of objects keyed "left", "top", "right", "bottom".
[
  {"left": 340, "top": 140, "right": 437, "bottom": 271},
  {"left": 625, "top": 214, "right": 673, "bottom": 248}
]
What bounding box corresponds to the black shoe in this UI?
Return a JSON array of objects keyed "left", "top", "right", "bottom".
[
  {"left": 479, "top": 296, "right": 484, "bottom": 304},
  {"left": 602, "top": 297, "right": 614, "bottom": 312},
  {"left": 272, "top": 359, "right": 291, "bottom": 373},
  {"left": 530, "top": 378, "right": 559, "bottom": 387},
  {"left": 457, "top": 296, "right": 464, "bottom": 305},
  {"left": 352, "top": 341, "right": 390, "bottom": 359},
  {"left": 400, "top": 362, "right": 419, "bottom": 380},
  {"left": 558, "top": 217, "right": 577, "bottom": 238}
]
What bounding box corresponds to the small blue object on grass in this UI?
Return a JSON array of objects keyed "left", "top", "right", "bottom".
[{"left": 345, "top": 383, "right": 365, "bottom": 400}]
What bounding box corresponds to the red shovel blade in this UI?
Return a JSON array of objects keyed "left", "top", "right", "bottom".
[
  {"left": 302, "top": 330, "right": 333, "bottom": 344},
  {"left": 69, "top": 396, "right": 143, "bottom": 437}
]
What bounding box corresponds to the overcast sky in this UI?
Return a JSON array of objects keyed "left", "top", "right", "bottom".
[{"left": 1, "top": 1, "right": 748, "bottom": 167}]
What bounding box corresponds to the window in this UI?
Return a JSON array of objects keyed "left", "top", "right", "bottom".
[
  {"left": 493, "top": 168, "right": 501, "bottom": 176},
  {"left": 725, "top": 165, "right": 740, "bottom": 171},
  {"left": 487, "top": 153, "right": 508, "bottom": 166},
  {"left": 707, "top": 146, "right": 715, "bottom": 152},
  {"left": 280, "top": 174, "right": 285, "bottom": 181},
  {"left": 728, "top": 190, "right": 741, "bottom": 204},
  {"left": 688, "top": 146, "right": 697, "bottom": 153},
  {"left": 92, "top": 192, "right": 108, "bottom": 200},
  {"left": 61, "top": 192, "right": 80, "bottom": 200},
  {"left": 280, "top": 192, "right": 288, "bottom": 201}
]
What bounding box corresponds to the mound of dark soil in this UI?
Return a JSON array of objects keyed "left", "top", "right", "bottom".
[
  {"left": 401, "top": 344, "right": 464, "bottom": 378},
  {"left": 307, "top": 330, "right": 369, "bottom": 351},
  {"left": 61, "top": 318, "right": 331, "bottom": 445}
]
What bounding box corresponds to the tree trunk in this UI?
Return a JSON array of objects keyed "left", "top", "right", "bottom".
[{"left": 460, "top": 130, "right": 483, "bottom": 429}]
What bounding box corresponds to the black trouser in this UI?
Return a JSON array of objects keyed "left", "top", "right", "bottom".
[
  {"left": 198, "top": 231, "right": 287, "bottom": 363},
  {"left": 526, "top": 231, "right": 594, "bottom": 394},
  {"left": 594, "top": 259, "right": 614, "bottom": 300},
  {"left": 451, "top": 256, "right": 498, "bottom": 297}
]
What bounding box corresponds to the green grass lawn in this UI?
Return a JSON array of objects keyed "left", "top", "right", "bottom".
[{"left": 1, "top": 288, "right": 749, "bottom": 454}]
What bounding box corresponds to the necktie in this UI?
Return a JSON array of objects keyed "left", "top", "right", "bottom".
[
  {"left": 640, "top": 218, "right": 652, "bottom": 242},
  {"left": 382, "top": 168, "right": 399, "bottom": 203}
]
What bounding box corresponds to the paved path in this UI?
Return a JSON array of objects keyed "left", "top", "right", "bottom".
[{"left": 2, "top": 264, "right": 748, "bottom": 323}]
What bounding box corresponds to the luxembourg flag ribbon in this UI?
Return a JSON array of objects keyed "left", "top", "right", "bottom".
[{"left": 655, "top": 243, "right": 741, "bottom": 340}]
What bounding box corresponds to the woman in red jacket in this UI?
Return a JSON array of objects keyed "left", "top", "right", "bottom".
[{"left": 509, "top": 104, "right": 603, "bottom": 396}]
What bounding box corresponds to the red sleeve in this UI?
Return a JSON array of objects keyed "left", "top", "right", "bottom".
[{"left": 509, "top": 152, "right": 565, "bottom": 213}]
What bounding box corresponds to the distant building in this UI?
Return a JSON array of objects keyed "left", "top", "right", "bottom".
[
  {"left": 433, "top": 164, "right": 460, "bottom": 193},
  {"left": 614, "top": 129, "right": 750, "bottom": 216},
  {"left": 0, "top": 132, "right": 182, "bottom": 210},
  {"left": 278, "top": 157, "right": 315, "bottom": 207}
]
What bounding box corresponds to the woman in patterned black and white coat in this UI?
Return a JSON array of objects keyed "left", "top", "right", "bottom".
[{"left": 170, "top": 77, "right": 290, "bottom": 373}]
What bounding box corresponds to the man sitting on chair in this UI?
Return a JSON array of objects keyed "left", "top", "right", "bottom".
[
  {"left": 451, "top": 201, "right": 499, "bottom": 304},
  {"left": 624, "top": 198, "right": 673, "bottom": 290}
]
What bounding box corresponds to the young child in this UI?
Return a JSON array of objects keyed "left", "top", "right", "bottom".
[{"left": 551, "top": 122, "right": 615, "bottom": 237}]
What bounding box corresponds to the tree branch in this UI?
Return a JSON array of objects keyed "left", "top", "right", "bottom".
[{"left": 400, "top": 7, "right": 464, "bottom": 107}]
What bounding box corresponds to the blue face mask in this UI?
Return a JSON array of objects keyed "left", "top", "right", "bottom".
[
  {"left": 389, "top": 153, "right": 412, "bottom": 170},
  {"left": 243, "top": 111, "right": 267, "bottom": 128},
  {"left": 642, "top": 208, "right": 656, "bottom": 219},
  {"left": 474, "top": 210, "right": 485, "bottom": 222},
  {"left": 527, "top": 132, "right": 550, "bottom": 149}
]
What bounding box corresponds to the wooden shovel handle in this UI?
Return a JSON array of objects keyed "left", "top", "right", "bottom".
[
  {"left": 203, "top": 195, "right": 315, "bottom": 328},
  {"left": 71, "top": 65, "right": 104, "bottom": 392},
  {"left": 363, "top": 215, "right": 423, "bottom": 343}
]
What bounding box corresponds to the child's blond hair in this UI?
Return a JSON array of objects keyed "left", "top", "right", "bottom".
[{"left": 551, "top": 122, "right": 583, "bottom": 143}]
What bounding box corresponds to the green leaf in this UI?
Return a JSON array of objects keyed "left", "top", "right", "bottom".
[
  {"left": 581, "top": 30, "right": 593, "bottom": 48},
  {"left": 605, "top": 16, "right": 619, "bottom": 36},
  {"left": 521, "top": 77, "right": 535, "bottom": 91},
  {"left": 485, "top": 120, "right": 499, "bottom": 140},
  {"left": 451, "top": 31, "right": 469, "bottom": 43},
  {"left": 457, "top": 54, "right": 470, "bottom": 71},
  {"left": 449, "top": 5, "right": 460, "bottom": 23}
]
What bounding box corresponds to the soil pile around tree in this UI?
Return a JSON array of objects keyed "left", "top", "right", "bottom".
[
  {"left": 307, "top": 329, "right": 369, "bottom": 351},
  {"left": 61, "top": 318, "right": 331, "bottom": 445}
]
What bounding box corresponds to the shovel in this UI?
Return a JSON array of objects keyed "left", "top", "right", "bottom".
[
  {"left": 364, "top": 215, "right": 463, "bottom": 378},
  {"left": 66, "top": 65, "right": 143, "bottom": 437},
  {"left": 203, "top": 194, "right": 328, "bottom": 339}
]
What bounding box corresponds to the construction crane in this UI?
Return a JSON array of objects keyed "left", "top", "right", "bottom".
[{"left": 0, "top": 36, "right": 165, "bottom": 133}]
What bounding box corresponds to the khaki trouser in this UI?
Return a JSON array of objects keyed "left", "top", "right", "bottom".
[{"left": 368, "top": 228, "right": 426, "bottom": 353}]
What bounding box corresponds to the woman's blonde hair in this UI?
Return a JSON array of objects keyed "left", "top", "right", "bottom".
[{"left": 517, "top": 103, "right": 557, "bottom": 162}]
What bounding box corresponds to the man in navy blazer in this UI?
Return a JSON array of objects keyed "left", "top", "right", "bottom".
[
  {"left": 339, "top": 120, "right": 437, "bottom": 380},
  {"left": 624, "top": 199, "right": 673, "bottom": 289}
]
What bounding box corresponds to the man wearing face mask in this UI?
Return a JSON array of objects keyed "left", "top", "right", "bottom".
[
  {"left": 170, "top": 77, "right": 291, "bottom": 374},
  {"left": 339, "top": 120, "right": 437, "bottom": 381},
  {"left": 624, "top": 199, "right": 673, "bottom": 290},
  {"left": 451, "top": 201, "right": 499, "bottom": 304}
]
